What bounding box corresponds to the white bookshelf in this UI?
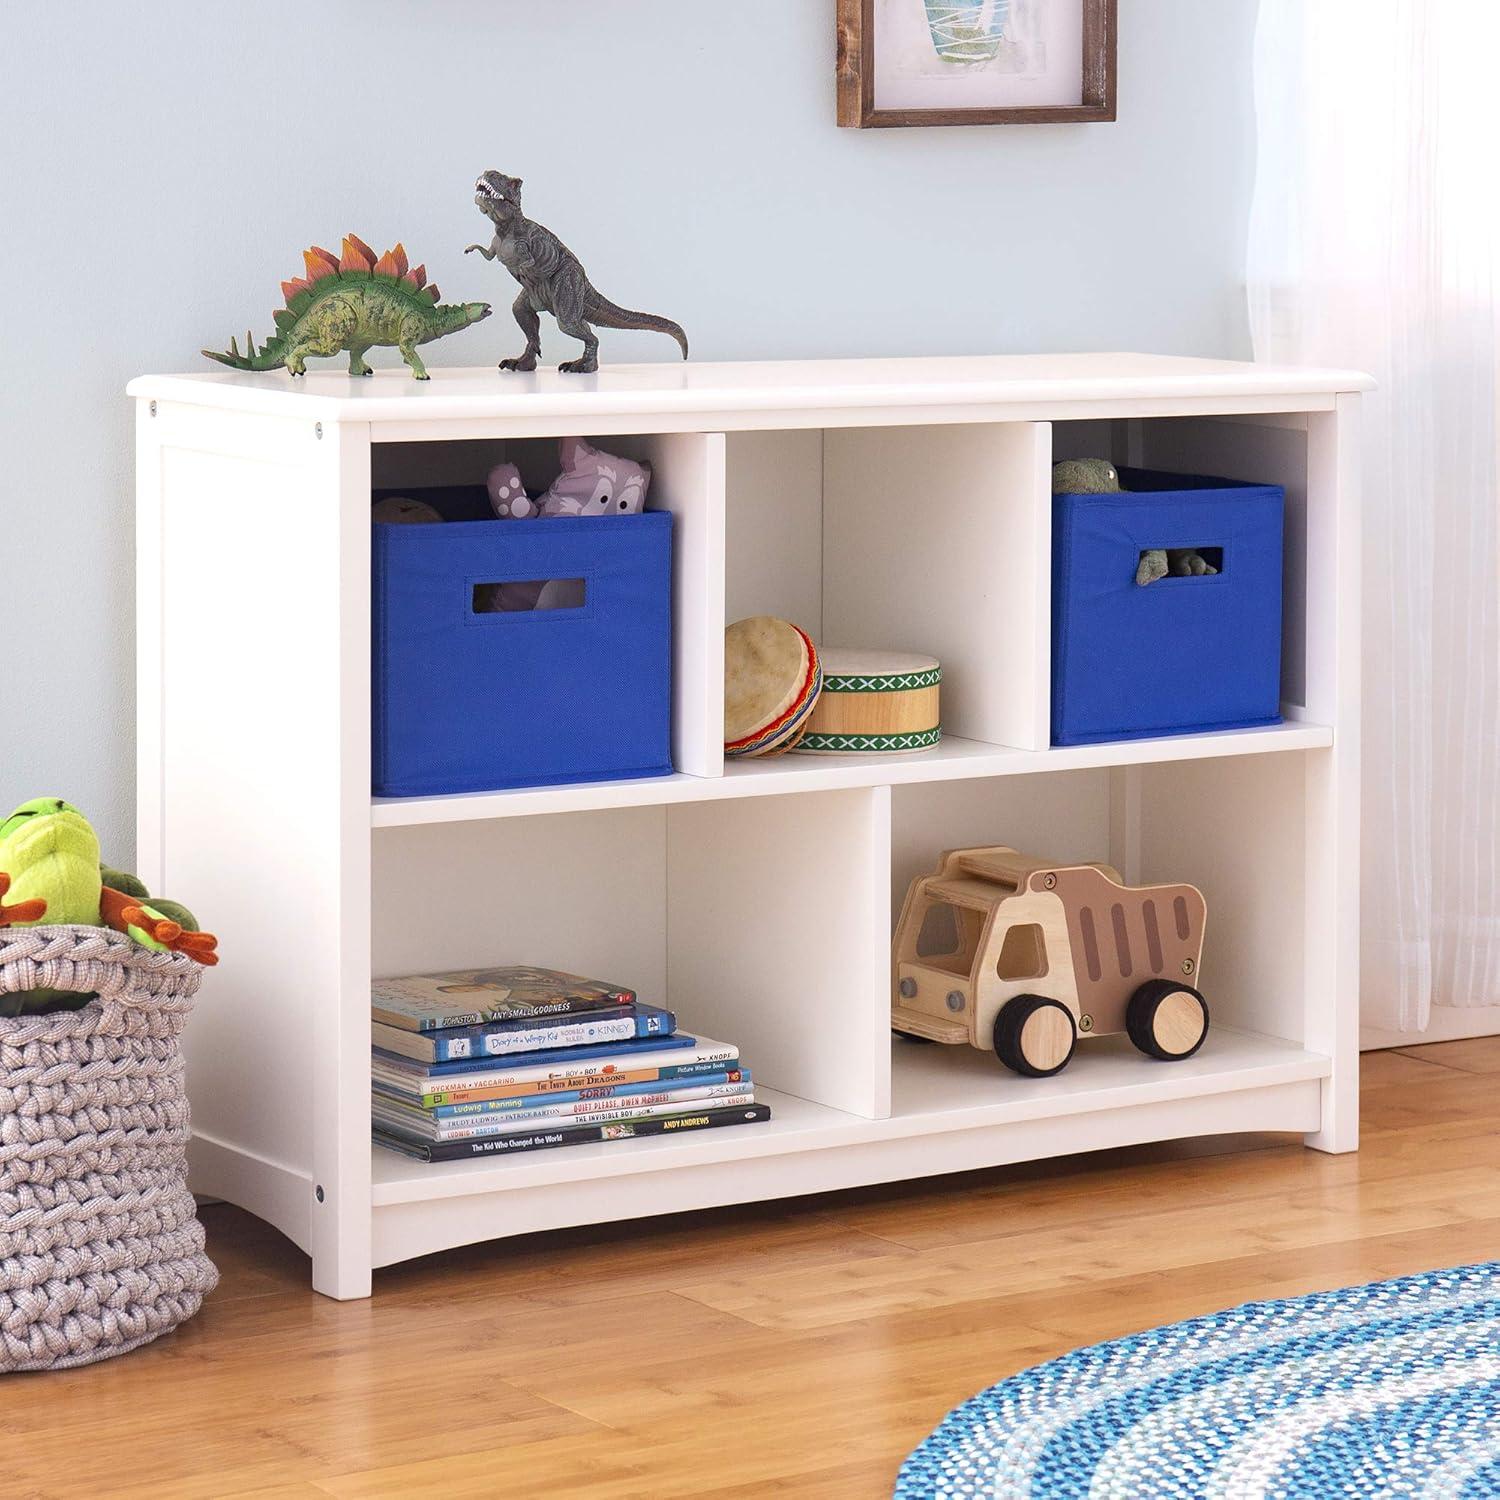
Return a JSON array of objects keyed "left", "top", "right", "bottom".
[{"left": 129, "top": 353, "right": 1369, "bottom": 1300}]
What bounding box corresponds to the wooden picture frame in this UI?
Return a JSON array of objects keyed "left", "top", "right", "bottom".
[{"left": 837, "top": 0, "right": 1116, "bottom": 128}]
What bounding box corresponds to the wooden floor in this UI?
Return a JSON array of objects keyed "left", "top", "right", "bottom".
[{"left": 11, "top": 1038, "right": 1500, "bottom": 1499}]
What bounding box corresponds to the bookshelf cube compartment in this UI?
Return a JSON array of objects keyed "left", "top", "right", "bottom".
[
  {"left": 374, "top": 430, "right": 726, "bottom": 781},
  {"left": 1054, "top": 412, "right": 1325, "bottom": 738},
  {"left": 373, "top": 786, "right": 892, "bottom": 1121},
  {"left": 890, "top": 752, "right": 1320, "bottom": 1061},
  {"left": 726, "top": 421, "right": 1052, "bottom": 756}
]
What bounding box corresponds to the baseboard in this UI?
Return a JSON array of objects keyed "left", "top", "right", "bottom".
[{"left": 1361, "top": 1006, "right": 1500, "bottom": 1051}]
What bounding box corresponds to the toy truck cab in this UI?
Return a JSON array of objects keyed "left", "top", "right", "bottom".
[{"left": 892, "top": 846, "right": 1209, "bottom": 1077}]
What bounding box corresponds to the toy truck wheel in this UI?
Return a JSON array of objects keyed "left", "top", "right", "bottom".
[
  {"left": 1127, "top": 979, "right": 1209, "bottom": 1061},
  {"left": 992, "top": 995, "right": 1077, "bottom": 1078}
]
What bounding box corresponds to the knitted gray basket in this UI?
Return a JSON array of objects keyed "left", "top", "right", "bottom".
[{"left": 0, "top": 924, "right": 218, "bottom": 1371}]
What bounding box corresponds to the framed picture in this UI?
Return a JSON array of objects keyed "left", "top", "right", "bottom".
[{"left": 837, "top": 0, "right": 1116, "bottom": 127}]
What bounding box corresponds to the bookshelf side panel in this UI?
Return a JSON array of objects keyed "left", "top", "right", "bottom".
[
  {"left": 145, "top": 404, "right": 373, "bottom": 1291},
  {"left": 615, "top": 430, "right": 727, "bottom": 780},
  {"left": 666, "top": 787, "right": 892, "bottom": 1119}
]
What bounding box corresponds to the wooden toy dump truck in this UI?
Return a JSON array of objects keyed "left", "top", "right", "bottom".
[{"left": 892, "top": 845, "right": 1209, "bottom": 1077}]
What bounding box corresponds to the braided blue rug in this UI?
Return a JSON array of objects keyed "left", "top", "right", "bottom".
[{"left": 896, "top": 1262, "right": 1500, "bottom": 1498}]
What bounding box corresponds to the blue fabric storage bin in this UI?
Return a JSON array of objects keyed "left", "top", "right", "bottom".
[
  {"left": 1051, "top": 468, "right": 1284, "bottom": 746},
  {"left": 373, "top": 500, "right": 673, "bottom": 795}
]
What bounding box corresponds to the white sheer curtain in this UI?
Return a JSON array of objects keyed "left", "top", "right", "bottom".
[{"left": 1248, "top": 0, "right": 1500, "bottom": 1031}]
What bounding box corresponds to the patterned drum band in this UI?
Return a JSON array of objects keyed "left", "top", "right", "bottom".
[{"left": 791, "top": 649, "right": 941, "bottom": 756}]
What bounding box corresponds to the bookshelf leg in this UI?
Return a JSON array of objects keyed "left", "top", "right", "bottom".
[
  {"left": 1302, "top": 743, "right": 1359, "bottom": 1155},
  {"left": 312, "top": 1237, "right": 373, "bottom": 1301}
]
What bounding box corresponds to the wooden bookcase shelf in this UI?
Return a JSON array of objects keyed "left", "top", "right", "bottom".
[
  {"left": 367, "top": 1027, "right": 1328, "bottom": 1269},
  {"left": 129, "top": 354, "right": 1369, "bottom": 1299},
  {"left": 371, "top": 723, "right": 1335, "bottom": 826}
]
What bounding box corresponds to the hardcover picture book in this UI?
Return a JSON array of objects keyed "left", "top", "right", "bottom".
[
  {"left": 371, "top": 1003, "right": 677, "bottom": 1064},
  {"left": 371, "top": 1031, "right": 708, "bottom": 1084},
  {"left": 374, "top": 1102, "right": 774, "bottom": 1162},
  {"left": 371, "top": 1036, "right": 740, "bottom": 1105},
  {"left": 371, "top": 965, "right": 635, "bottom": 1033},
  {"left": 376, "top": 1066, "right": 748, "bottom": 1116},
  {"left": 373, "top": 1087, "right": 758, "bottom": 1142}
]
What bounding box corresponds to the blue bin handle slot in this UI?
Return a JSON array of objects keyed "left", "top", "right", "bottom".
[
  {"left": 470, "top": 575, "right": 591, "bottom": 617},
  {"left": 1133, "top": 544, "right": 1226, "bottom": 584}
]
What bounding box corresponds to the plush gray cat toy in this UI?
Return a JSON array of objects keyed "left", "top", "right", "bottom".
[
  {"left": 466, "top": 170, "right": 689, "bottom": 375},
  {"left": 483, "top": 439, "right": 654, "bottom": 611},
  {"left": 487, "top": 439, "right": 652, "bottom": 519}
]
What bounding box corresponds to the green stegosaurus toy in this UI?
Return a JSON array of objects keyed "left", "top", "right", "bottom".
[{"left": 204, "top": 235, "right": 490, "bottom": 379}]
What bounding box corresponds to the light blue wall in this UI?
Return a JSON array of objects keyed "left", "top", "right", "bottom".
[{"left": 0, "top": 0, "right": 1258, "bottom": 863}]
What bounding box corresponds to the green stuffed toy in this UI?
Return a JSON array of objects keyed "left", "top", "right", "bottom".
[
  {"left": 0, "top": 797, "right": 217, "bottom": 1015},
  {"left": 1051, "top": 460, "right": 1219, "bottom": 587},
  {"left": 1051, "top": 458, "right": 1123, "bottom": 495}
]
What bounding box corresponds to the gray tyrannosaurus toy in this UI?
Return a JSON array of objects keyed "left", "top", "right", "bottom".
[{"left": 466, "top": 170, "right": 689, "bottom": 375}]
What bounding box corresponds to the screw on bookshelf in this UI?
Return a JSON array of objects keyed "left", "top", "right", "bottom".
[{"left": 315, "top": 1185, "right": 325, "bottom": 1203}]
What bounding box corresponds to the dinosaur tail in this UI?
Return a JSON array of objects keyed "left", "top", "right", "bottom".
[
  {"left": 201, "top": 330, "right": 285, "bottom": 372},
  {"left": 584, "top": 295, "right": 689, "bottom": 359}
]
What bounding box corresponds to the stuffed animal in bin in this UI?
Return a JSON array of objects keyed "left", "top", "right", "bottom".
[
  {"left": 1051, "top": 459, "right": 1218, "bottom": 586},
  {"left": 483, "top": 438, "right": 653, "bottom": 610},
  {"left": 0, "top": 798, "right": 218, "bottom": 1014},
  {"left": 371, "top": 496, "right": 443, "bottom": 525},
  {"left": 1051, "top": 458, "right": 1123, "bottom": 495},
  {"left": 487, "top": 438, "right": 652, "bottom": 521},
  {"left": 537, "top": 437, "right": 651, "bottom": 517},
  {"left": 486, "top": 463, "right": 535, "bottom": 518}
]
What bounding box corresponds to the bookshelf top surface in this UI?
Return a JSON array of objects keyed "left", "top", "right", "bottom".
[{"left": 128, "top": 352, "right": 1374, "bottom": 425}]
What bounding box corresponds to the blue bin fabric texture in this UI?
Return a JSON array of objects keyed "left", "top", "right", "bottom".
[
  {"left": 373, "top": 505, "right": 673, "bottom": 795},
  {"left": 1051, "top": 469, "right": 1284, "bottom": 746}
]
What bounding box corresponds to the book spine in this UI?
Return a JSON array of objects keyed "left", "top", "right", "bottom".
[
  {"left": 379, "top": 1043, "right": 738, "bottom": 1093},
  {"left": 429, "top": 1016, "right": 630, "bottom": 1063},
  {"left": 425, "top": 1070, "right": 748, "bottom": 1117},
  {"left": 429, "top": 1006, "right": 676, "bottom": 1063},
  {"left": 375, "top": 1086, "right": 750, "bottom": 1140},
  {"left": 413, "top": 1083, "right": 757, "bottom": 1132},
  {"left": 417, "top": 1059, "right": 742, "bottom": 1107},
  {"left": 375, "top": 1103, "right": 772, "bottom": 1161},
  {"left": 372, "top": 1032, "right": 711, "bottom": 1079},
  {"left": 408, "top": 993, "right": 631, "bottom": 1032}
]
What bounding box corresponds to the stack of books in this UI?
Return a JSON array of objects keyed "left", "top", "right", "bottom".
[{"left": 370, "top": 966, "right": 770, "bottom": 1162}]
